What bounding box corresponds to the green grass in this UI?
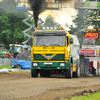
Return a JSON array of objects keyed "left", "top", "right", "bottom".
[
  {"left": 64, "top": 92, "right": 100, "bottom": 100},
  {"left": 0, "top": 66, "right": 12, "bottom": 69}
]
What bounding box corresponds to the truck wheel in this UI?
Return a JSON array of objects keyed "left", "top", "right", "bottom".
[
  {"left": 73, "top": 59, "right": 80, "bottom": 78},
  {"left": 31, "top": 69, "right": 38, "bottom": 77},
  {"left": 16, "top": 65, "right": 22, "bottom": 69},
  {"left": 65, "top": 63, "right": 73, "bottom": 78}
]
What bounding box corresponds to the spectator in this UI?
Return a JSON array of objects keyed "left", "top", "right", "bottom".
[
  {"left": 91, "top": 66, "right": 96, "bottom": 76},
  {"left": 89, "top": 66, "right": 92, "bottom": 74}
]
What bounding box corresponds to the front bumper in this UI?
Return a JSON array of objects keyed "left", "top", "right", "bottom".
[{"left": 31, "top": 62, "right": 70, "bottom": 70}]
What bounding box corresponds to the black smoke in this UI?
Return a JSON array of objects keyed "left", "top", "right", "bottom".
[
  {"left": 28, "top": 0, "right": 73, "bottom": 27},
  {"left": 28, "top": 0, "right": 44, "bottom": 27}
]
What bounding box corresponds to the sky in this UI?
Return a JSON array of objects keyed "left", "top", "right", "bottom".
[{"left": 39, "top": 8, "right": 77, "bottom": 30}]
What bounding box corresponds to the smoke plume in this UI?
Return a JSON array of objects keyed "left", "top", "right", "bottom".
[
  {"left": 28, "top": 0, "right": 44, "bottom": 27},
  {"left": 28, "top": 0, "right": 74, "bottom": 27}
]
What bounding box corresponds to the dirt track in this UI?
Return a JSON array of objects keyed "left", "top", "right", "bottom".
[{"left": 0, "top": 71, "right": 100, "bottom": 100}]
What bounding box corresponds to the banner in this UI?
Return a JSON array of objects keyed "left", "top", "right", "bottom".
[
  {"left": 75, "top": 1, "right": 100, "bottom": 9},
  {"left": 82, "top": 45, "right": 95, "bottom": 49},
  {"left": 85, "top": 32, "right": 99, "bottom": 39},
  {"left": 79, "top": 49, "right": 96, "bottom": 56}
]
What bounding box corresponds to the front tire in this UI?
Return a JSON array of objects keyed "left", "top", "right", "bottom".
[
  {"left": 65, "top": 63, "right": 73, "bottom": 78},
  {"left": 31, "top": 69, "right": 38, "bottom": 77}
]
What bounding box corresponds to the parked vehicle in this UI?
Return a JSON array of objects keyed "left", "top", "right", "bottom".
[
  {"left": 12, "top": 50, "right": 31, "bottom": 69},
  {"left": 9, "top": 44, "right": 23, "bottom": 58}
]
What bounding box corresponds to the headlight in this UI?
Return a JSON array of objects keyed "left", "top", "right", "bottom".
[
  {"left": 60, "top": 63, "right": 65, "bottom": 66},
  {"left": 33, "top": 63, "right": 38, "bottom": 66}
]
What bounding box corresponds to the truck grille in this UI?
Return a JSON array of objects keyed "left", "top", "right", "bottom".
[{"left": 34, "top": 54, "right": 65, "bottom": 61}]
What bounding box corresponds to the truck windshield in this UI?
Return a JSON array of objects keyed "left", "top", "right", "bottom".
[{"left": 34, "top": 36, "right": 65, "bottom": 46}]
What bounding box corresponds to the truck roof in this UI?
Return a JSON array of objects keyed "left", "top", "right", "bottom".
[{"left": 34, "top": 30, "right": 66, "bottom": 36}]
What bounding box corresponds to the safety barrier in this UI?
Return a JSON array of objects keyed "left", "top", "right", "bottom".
[{"left": 0, "top": 58, "right": 12, "bottom": 66}]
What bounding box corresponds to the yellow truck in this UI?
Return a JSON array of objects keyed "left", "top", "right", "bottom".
[{"left": 31, "top": 27, "right": 80, "bottom": 78}]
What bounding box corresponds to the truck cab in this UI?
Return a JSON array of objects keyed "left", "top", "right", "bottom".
[{"left": 31, "top": 27, "right": 80, "bottom": 78}]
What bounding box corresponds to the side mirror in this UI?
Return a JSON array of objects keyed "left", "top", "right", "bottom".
[{"left": 70, "top": 38, "right": 73, "bottom": 44}]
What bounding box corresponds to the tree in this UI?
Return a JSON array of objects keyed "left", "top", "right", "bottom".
[
  {"left": 66, "top": 0, "right": 100, "bottom": 44},
  {"left": 0, "top": 0, "right": 34, "bottom": 48},
  {"left": 66, "top": 9, "right": 90, "bottom": 43},
  {"left": 89, "top": 9, "right": 100, "bottom": 29},
  {"left": 39, "top": 15, "right": 61, "bottom": 30}
]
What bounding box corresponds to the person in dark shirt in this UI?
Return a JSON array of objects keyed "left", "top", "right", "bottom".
[
  {"left": 89, "top": 66, "right": 92, "bottom": 74},
  {"left": 91, "top": 66, "right": 96, "bottom": 76}
]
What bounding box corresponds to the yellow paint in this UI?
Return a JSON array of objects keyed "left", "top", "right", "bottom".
[
  {"left": 41, "top": 53, "right": 57, "bottom": 60},
  {"left": 73, "top": 67, "right": 76, "bottom": 71},
  {"left": 70, "top": 46, "right": 72, "bottom": 54},
  {"left": 88, "top": 29, "right": 96, "bottom": 32},
  {"left": 65, "top": 48, "right": 69, "bottom": 61},
  {"left": 73, "top": 63, "right": 76, "bottom": 71},
  {"left": 33, "top": 46, "right": 65, "bottom": 54},
  {"left": 31, "top": 48, "right": 34, "bottom": 60},
  {"left": 33, "top": 60, "right": 65, "bottom": 62}
]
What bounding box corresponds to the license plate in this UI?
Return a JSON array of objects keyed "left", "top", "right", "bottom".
[{"left": 44, "top": 62, "right": 52, "bottom": 65}]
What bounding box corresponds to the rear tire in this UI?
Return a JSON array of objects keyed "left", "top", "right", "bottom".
[
  {"left": 65, "top": 63, "right": 73, "bottom": 78},
  {"left": 73, "top": 59, "right": 80, "bottom": 78},
  {"left": 31, "top": 69, "right": 38, "bottom": 77}
]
